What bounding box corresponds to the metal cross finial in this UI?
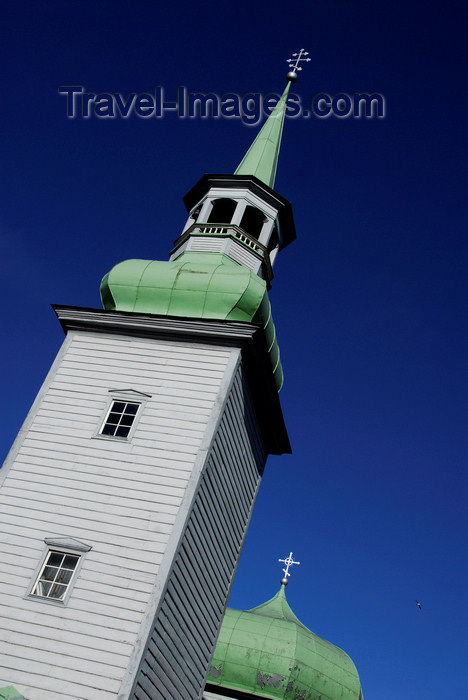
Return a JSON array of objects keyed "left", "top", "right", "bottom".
[
  {"left": 286, "top": 49, "right": 311, "bottom": 74},
  {"left": 278, "top": 551, "right": 300, "bottom": 585}
]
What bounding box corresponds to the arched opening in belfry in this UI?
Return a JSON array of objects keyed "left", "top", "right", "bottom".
[
  {"left": 239, "top": 206, "right": 266, "bottom": 239},
  {"left": 207, "top": 198, "right": 237, "bottom": 224}
]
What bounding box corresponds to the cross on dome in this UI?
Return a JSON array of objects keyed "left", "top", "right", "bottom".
[{"left": 278, "top": 551, "right": 300, "bottom": 585}]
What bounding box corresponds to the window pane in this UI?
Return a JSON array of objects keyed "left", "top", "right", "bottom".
[
  {"left": 101, "top": 423, "right": 116, "bottom": 436},
  {"left": 47, "top": 552, "right": 64, "bottom": 567},
  {"left": 62, "top": 555, "right": 79, "bottom": 569},
  {"left": 124, "top": 403, "right": 139, "bottom": 415},
  {"left": 106, "top": 412, "right": 121, "bottom": 424},
  {"left": 115, "top": 425, "right": 130, "bottom": 438},
  {"left": 50, "top": 583, "right": 67, "bottom": 600},
  {"left": 56, "top": 569, "right": 73, "bottom": 584},
  {"left": 42, "top": 566, "right": 59, "bottom": 581},
  {"left": 112, "top": 402, "right": 126, "bottom": 412},
  {"left": 34, "top": 580, "right": 52, "bottom": 597},
  {"left": 120, "top": 414, "right": 135, "bottom": 427}
]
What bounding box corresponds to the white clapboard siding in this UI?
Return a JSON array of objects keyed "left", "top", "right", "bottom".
[
  {"left": 4, "top": 474, "right": 186, "bottom": 502},
  {"left": 0, "top": 583, "right": 141, "bottom": 647},
  {"left": 0, "top": 329, "right": 235, "bottom": 700},
  {"left": 0, "top": 656, "right": 122, "bottom": 700},
  {"left": 46, "top": 380, "right": 217, "bottom": 408},
  {"left": 131, "top": 366, "right": 267, "bottom": 700},
  {"left": 0, "top": 604, "right": 139, "bottom": 645},
  {"left": 4, "top": 472, "right": 187, "bottom": 506},
  {"left": 0, "top": 637, "right": 127, "bottom": 679},
  {"left": 16, "top": 444, "right": 197, "bottom": 472},
  {"left": 16, "top": 447, "right": 195, "bottom": 476}
]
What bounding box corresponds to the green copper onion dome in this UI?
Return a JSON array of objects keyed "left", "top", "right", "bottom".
[
  {"left": 100, "top": 252, "right": 283, "bottom": 390},
  {"left": 207, "top": 585, "right": 364, "bottom": 700}
]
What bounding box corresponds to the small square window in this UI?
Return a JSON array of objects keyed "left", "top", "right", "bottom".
[
  {"left": 100, "top": 400, "right": 140, "bottom": 439},
  {"left": 31, "top": 550, "right": 80, "bottom": 601}
]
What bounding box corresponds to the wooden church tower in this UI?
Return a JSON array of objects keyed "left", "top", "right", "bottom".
[{"left": 0, "top": 65, "right": 304, "bottom": 700}]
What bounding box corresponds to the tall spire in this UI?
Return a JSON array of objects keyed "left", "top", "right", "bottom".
[
  {"left": 234, "top": 49, "right": 310, "bottom": 189},
  {"left": 234, "top": 82, "right": 291, "bottom": 189}
]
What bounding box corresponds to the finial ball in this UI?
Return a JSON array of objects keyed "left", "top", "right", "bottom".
[
  {"left": 286, "top": 71, "right": 298, "bottom": 83},
  {"left": 281, "top": 577, "right": 289, "bottom": 586}
]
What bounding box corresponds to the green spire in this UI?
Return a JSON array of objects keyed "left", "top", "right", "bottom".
[{"left": 234, "top": 82, "right": 291, "bottom": 189}]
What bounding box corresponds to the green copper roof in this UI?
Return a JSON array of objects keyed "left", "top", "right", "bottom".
[
  {"left": 0, "top": 687, "right": 27, "bottom": 700},
  {"left": 207, "top": 586, "right": 364, "bottom": 700},
  {"left": 235, "top": 83, "right": 291, "bottom": 189},
  {"left": 100, "top": 252, "right": 283, "bottom": 390}
]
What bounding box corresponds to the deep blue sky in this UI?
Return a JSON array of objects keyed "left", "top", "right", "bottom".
[{"left": 1, "top": 1, "right": 467, "bottom": 698}]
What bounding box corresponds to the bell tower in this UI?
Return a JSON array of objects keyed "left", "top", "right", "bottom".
[
  {"left": 0, "top": 63, "right": 304, "bottom": 700},
  {"left": 169, "top": 81, "right": 296, "bottom": 288}
]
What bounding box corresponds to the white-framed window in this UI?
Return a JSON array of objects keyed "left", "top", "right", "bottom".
[
  {"left": 31, "top": 550, "right": 80, "bottom": 600},
  {"left": 100, "top": 399, "right": 140, "bottom": 438},
  {"left": 27, "top": 537, "right": 91, "bottom": 606},
  {"left": 95, "top": 389, "right": 151, "bottom": 441}
]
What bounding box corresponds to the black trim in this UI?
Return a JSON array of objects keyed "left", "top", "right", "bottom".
[{"left": 205, "top": 682, "right": 276, "bottom": 699}]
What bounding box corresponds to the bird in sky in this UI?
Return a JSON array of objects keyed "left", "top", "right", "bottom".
[{"left": 416, "top": 600, "right": 422, "bottom": 610}]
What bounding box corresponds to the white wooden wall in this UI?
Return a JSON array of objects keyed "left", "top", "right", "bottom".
[
  {"left": 0, "top": 329, "right": 238, "bottom": 700},
  {"left": 130, "top": 367, "right": 266, "bottom": 700}
]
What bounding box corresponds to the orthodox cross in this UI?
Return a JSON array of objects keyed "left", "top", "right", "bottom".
[
  {"left": 278, "top": 551, "right": 300, "bottom": 582},
  {"left": 286, "top": 49, "right": 311, "bottom": 73}
]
